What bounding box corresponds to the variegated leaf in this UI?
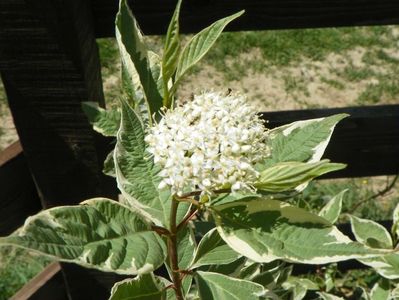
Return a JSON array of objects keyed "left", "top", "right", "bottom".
[
  {"left": 109, "top": 274, "right": 167, "bottom": 300},
  {"left": 282, "top": 277, "right": 318, "bottom": 300},
  {"left": 318, "top": 189, "right": 347, "bottom": 224},
  {"left": 173, "top": 11, "right": 244, "bottom": 93},
  {"left": 359, "top": 254, "right": 399, "bottom": 280},
  {"left": 0, "top": 198, "right": 166, "bottom": 275},
  {"left": 213, "top": 197, "right": 388, "bottom": 264},
  {"left": 391, "top": 285, "right": 399, "bottom": 299},
  {"left": 196, "top": 271, "right": 266, "bottom": 300},
  {"left": 241, "top": 261, "right": 285, "bottom": 288},
  {"left": 349, "top": 215, "right": 393, "bottom": 249},
  {"left": 82, "top": 102, "right": 120, "bottom": 137},
  {"left": 191, "top": 228, "right": 241, "bottom": 268},
  {"left": 264, "top": 114, "right": 348, "bottom": 166},
  {"left": 103, "top": 150, "right": 116, "bottom": 177},
  {"left": 370, "top": 278, "right": 390, "bottom": 300},
  {"left": 392, "top": 202, "right": 399, "bottom": 240},
  {"left": 116, "top": 0, "right": 163, "bottom": 120},
  {"left": 162, "top": 0, "right": 182, "bottom": 107},
  {"left": 114, "top": 100, "right": 189, "bottom": 227},
  {"left": 205, "top": 257, "right": 246, "bottom": 277},
  {"left": 254, "top": 160, "right": 345, "bottom": 193}
]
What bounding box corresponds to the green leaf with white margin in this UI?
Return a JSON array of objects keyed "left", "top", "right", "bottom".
[
  {"left": 109, "top": 273, "right": 167, "bottom": 300},
  {"left": 391, "top": 285, "right": 399, "bottom": 299},
  {"left": 162, "top": 0, "right": 182, "bottom": 107},
  {"left": 103, "top": 150, "right": 116, "bottom": 177},
  {"left": 264, "top": 114, "right": 348, "bottom": 166},
  {"left": 318, "top": 292, "right": 344, "bottom": 300},
  {"left": 392, "top": 202, "right": 399, "bottom": 240},
  {"left": 212, "top": 197, "right": 389, "bottom": 264},
  {"left": 241, "top": 261, "right": 286, "bottom": 288},
  {"left": 370, "top": 278, "right": 390, "bottom": 300},
  {"left": 176, "top": 226, "right": 196, "bottom": 271},
  {"left": 282, "top": 277, "right": 318, "bottom": 300},
  {"left": 0, "top": 198, "right": 166, "bottom": 275},
  {"left": 196, "top": 271, "right": 266, "bottom": 300},
  {"left": 358, "top": 253, "right": 399, "bottom": 280},
  {"left": 82, "top": 102, "right": 120, "bottom": 137},
  {"left": 349, "top": 215, "right": 393, "bottom": 249},
  {"left": 116, "top": 0, "right": 163, "bottom": 120},
  {"left": 319, "top": 189, "right": 347, "bottom": 224},
  {"left": 121, "top": 51, "right": 162, "bottom": 125},
  {"left": 191, "top": 228, "right": 241, "bottom": 268},
  {"left": 360, "top": 287, "right": 372, "bottom": 300},
  {"left": 114, "top": 100, "right": 189, "bottom": 227},
  {"left": 204, "top": 257, "right": 246, "bottom": 277},
  {"left": 254, "top": 160, "right": 345, "bottom": 193},
  {"left": 173, "top": 11, "right": 244, "bottom": 93}
]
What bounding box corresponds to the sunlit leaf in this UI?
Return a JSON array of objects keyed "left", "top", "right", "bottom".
[
  {"left": 82, "top": 102, "right": 120, "bottom": 137},
  {"left": 213, "top": 197, "right": 388, "bottom": 264},
  {"left": 191, "top": 228, "right": 241, "bottom": 268},
  {"left": 196, "top": 271, "right": 266, "bottom": 300},
  {"left": 264, "top": 114, "right": 348, "bottom": 166},
  {"left": 318, "top": 189, "right": 347, "bottom": 224},
  {"left": 349, "top": 215, "right": 393, "bottom": 249},
  {"left": 173, "top": 11, "right": 244, "bottom": 92},
  {"left": 255, "top": 160, "right": 345, "bottom": 193},
  {"left": 370, "top": 278, "right": 390, "bottom": 300},
  {"left": 116, "top": 0, "right": 163, "bottom": 120},
  {"left": 359, "top": 254, "right": 399, "bottom": 280},
  {"left": 162, "top": 0, "right": 182, "bottom": 107},
  {"left": 0, "top": 198, "right": 167, "bottom": 275},
  {"left": 109, "top": 273, "right": 167, "bottom": 300}
]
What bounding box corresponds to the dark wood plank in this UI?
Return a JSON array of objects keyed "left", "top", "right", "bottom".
[
  {"left": 92, "top": 0, "right": 399, "bottom": 37},
  {"left": 0, "top": 0, "right": 119, "bottom": 298},
  {"left": 261, "top": 104, "right": 399, "bottom": 178},
  {"left": 0, "top": 141, "right": 42, "bottom": 236}
]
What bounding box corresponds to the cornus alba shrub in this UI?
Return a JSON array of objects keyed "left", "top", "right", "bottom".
[{"left": 1, "top": 0, "right": 398, "bottom": 299}]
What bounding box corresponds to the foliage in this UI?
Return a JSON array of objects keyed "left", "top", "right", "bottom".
[
  {"left": 0, "top": 1, "right": 397, "bottom": 299},
  {"left": 0, "top": 247, "right": 51, "bottom": 300}
]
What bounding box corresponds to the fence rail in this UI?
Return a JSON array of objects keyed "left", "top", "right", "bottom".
[{"left": 92, "top": 0, "right": 399, "bottom": 37}]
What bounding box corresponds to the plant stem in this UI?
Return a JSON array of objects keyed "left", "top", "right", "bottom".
[
  {"left": 168, "top": 197, "right": 184, "bottom": 300},
  {"left": 177, "top": 207, "right": 198, "bottom": 232}
]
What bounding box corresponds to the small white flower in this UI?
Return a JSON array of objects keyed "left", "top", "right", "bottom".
[{"left": 146, "top": 91, "right": 270, "bottom": 195}]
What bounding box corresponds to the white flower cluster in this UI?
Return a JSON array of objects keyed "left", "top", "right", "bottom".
[{"left": 145, "top": 91, "right": 270, "bottom": 196}]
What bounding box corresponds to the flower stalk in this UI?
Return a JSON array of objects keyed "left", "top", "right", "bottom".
[{"left": 168, "top": 197, "right": 184, "bottom": 300}]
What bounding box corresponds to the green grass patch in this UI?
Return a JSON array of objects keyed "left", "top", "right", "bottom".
[
  {"left": 203, "top": 26, "right": 396, "bottom": 71},
  {"left": 320, "top": 77, "right": 346, "bottom": 90},
  {"left": 340, "top": 65, "right": 376, "bottom": 82},
  {"left": 357, "top": 79, "right": 399, "bottom": 105}
]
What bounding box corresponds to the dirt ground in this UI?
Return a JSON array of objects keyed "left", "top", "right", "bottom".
[{"left": 177, "top": 46, "right": 399, "bottom": 111}]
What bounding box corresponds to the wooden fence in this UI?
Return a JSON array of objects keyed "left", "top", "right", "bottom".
[{"left": 0, "top": 0, "right": 398, "bottom": 299}]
